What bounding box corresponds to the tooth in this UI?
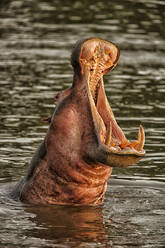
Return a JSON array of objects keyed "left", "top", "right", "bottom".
[
  {"left": 135, "top": 124, "right": 145, "bottom": 151},
  {"left": 120, "top": 140, "right": 131, "bottom": 149},
  {"left": 105, "top": 122, "right": 112, "bottom": 147}
]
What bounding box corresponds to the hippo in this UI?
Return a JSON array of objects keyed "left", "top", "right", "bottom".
[{"left": 11, "top": 38, "right": 145, "bottom": 205}]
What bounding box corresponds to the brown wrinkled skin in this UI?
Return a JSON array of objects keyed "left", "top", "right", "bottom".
[
  {"left": 20, "top": 83, "right": 112, "bottom": 205},
  {"left": 11, "top": 38, "right": 145, "bottom": 206}
]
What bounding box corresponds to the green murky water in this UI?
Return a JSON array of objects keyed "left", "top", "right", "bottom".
[{"left": 0, "top": 0, "right": 165, "bottom": 247}]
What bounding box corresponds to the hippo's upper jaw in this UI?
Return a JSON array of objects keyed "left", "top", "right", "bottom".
[{"left": 72, "top": 38, "right": 145, "bottom": 167}]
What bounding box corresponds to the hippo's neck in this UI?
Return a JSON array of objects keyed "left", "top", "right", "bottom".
[{"left": 20, "top": 156, "right": 112, "bottom": 205}]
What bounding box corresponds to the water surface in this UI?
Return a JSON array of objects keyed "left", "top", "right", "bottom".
[{"left": 0, "top": 0, "right": 165, "bottom": 247}]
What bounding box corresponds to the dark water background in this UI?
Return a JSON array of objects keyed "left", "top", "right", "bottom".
[{"left": 0, "top": 0, "right": 165, "bottom": 247}]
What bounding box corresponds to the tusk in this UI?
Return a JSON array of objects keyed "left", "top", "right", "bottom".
[
  {"left": 105, "top": 122, "right": 112, "bottom": 147},
  {"left": 135, "top": 124, "right": 145, "bottom": 151}
]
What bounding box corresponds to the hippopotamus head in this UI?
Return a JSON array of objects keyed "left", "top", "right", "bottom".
[{"left": 69, "top": 38, "right": 145, "bottom": 167}]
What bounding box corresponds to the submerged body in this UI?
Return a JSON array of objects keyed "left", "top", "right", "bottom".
[{"left": 12, "top": 38, "right": 145, "bottom": 205}]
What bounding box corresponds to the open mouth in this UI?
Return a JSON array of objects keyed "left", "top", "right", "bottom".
[{"left": 79, "top": 38, "right": 145, "bottom": 164}]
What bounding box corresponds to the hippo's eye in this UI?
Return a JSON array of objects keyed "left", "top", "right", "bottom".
[{"left": 55, "top": 95, "right": 59, "bottom": 99}]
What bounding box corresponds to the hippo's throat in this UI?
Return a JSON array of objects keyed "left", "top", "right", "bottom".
[{"left": 79, "top": 39, "right": 145, "bottom": 160}]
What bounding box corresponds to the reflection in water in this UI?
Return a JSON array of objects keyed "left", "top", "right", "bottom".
[
  {"left": 0, "top": 0, "right": 165, "bottom": 247},
  {"left": 26, "top": 205, "right": 108, "bottom": 246}
]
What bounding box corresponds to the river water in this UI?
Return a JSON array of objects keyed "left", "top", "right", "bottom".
[{"left": 0, "top": 0, "right": 165, "bottom": 247}]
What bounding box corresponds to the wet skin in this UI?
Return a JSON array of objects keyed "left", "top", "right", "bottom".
[{"left": 11, "top": 38, "right": 145, "bottom": 205}]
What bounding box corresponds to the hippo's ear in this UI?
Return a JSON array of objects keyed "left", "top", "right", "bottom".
[{"left": 41, "top": 117, "right": 51, "bottom": 124}]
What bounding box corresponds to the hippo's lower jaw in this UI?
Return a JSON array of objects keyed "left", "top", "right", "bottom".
[
  {"left": 88, "top": 77, "right": 145, "bottom": 167},
  {"left": 79, "top": 38, "right": 145, "bottom": 168}
]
